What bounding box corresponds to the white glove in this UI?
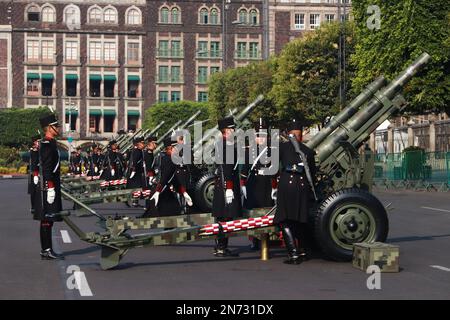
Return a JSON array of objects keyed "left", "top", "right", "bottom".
[
  {"left": 271, "top": 188, "right": 277, "bottom": 201},
  {"left": 151, "top": 191, "right": 160, "bottom": 207},
  {"left": 183, "top": 192, "right": 193, "bottom": 207},
  {"left": 47, "top": 188, "right": 55, "bottom": 204},
  {"left": 94, "top": 167, "right": 98, "bottom": 173},
  {"left": 148, "top": 176, "right": 155, "bottom": 185},
  {"left": 241, "top": 186, "right": 247, "bottom": 199},
  {"left": 76, "top": 166, "right": 80, "bottom": 172},
  {"left": 130, "top": 171, "right": 136, "bottom": 179},
  {"left": 111, "top": 169, "right": 115, "bottom": 177},
  {"left": 33, "top": 176, "right": 39, "bottom": 185},
  {"left": 225, "top": 189, "right": 234, "bottom": 204},
  {"left": 99, "top": 170, "right": 103, "bottom": 176}
]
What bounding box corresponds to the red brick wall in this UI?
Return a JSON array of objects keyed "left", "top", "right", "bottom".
[{"left": 0, "top": 39, "right": 7, "bottom": 108}]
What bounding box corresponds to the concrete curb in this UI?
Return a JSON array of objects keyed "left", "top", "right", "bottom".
[{"left": 0, "top": 175, "right": 27, "bottom": 180}]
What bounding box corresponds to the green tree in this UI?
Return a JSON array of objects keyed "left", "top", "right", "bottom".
[
  {"left": 351, "top": 0, "right": 450, "bottom": 114},
  {"left": 270, "top": 22, "right": 356, "bottom": 127},
  {"left": 143, "top": 101, "right": 211, "bottom": 135},
  {"left": 0, "top": 107, "right": 52, "bottom": 148}
]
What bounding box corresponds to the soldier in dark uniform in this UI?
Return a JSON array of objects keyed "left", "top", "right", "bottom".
[
  {"left": 28, "top": 135, "right": 40, "bottom": 215},
  {"left": 241, "top": 119, "right": 277, "bottom": 250},
  {"left": 70, "top": 147, "right": 83, "bottom": 175},
  {"left": 32, "top": 114, "right": 64, "bottom": 260},
  {"left": 174, "top": 134, "right": 192, "bottom": 213},
  {"left": 211, "top": 116, "right": 242, "bottom": 257},
  {"left": 147, "top": 137, "right": 192, "bottom": 216},
  {"left": 126, "top": 137, "right": 147, "bottom": 206},
  {"left": 100, "top": 140, "right": 125, "bottom": 180},
  {"left": 274, "top": 119, "right": 317, "bottom": 264},
  {"left": 144, "top": 136, "right": 158, "bottom": 185},
  {"left": 86, "top": 145, "right": 98, "bottom": 178}
]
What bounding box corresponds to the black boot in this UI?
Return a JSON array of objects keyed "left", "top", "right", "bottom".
[
  {"left": 214, "top": 238, "right": 238, "bottom": 257},
  {"left": 281, "top": 224, "right": 301, "bottom": 265},
  {"left": 41, "top": 248, "right": 65, "bottom": 260}
]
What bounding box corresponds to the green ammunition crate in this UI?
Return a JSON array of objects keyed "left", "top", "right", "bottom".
[{"left": 352, "top": 242, "right": 400, "bottom": 273}]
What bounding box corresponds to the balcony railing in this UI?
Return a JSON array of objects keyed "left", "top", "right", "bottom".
[
  {"left": 156, "top": 48, "right": 184, "bottom": 58},
  {"left": 156, "top": 74, "right": 184, "bottom": 84},
  {"left": 234, "top": 50, "right": 262, "bottom": 60},
  {"left": 196, "top": 50, "right": 222, "bottom": 59}
]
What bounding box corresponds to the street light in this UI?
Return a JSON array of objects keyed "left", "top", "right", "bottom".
[{"left": 66, "top": 99, "right": 78, "bottom": 163}]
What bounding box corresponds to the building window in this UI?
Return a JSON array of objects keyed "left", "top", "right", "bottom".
[
  {"left": 310, "top": 14, "right": 320, "bottom": 29},
  {"left": 27, "top": 78, "right": 39, "bottom": 96},
  {"left": 171, "top": 40, "right": 182, "bottom": 57},
  {"left": 197, "top": 41, "right": 208, "bottom": 57},
  {"left": 89, "top": 76, "right": 101, "bottom": 97},
  {"left": 65, "top": 114, "right": 77, "bottom": 131},
  {"left": 127, "top": 43, "right": 140, "bottom": 63},
  {"left": 249, "top": 9, "right": 258, "bottom": 25},
  {"left": 127, "top": 8, "right": 141, "bottom": 25},
  {"left": 89, "top": 114, "right": 101, "bottom": 133},
  {"left": 197, "top": 66, "right": 208, "bottom": 83},
  {"left": 128, "top": 115, "right": 139, "bottom": 131},
  {"left": 42, "top": 6, "right": 56, "bottom": 23},
  {"left": 89, "top": 7, "right": 102, "bottom": 24},
  {"left": 158, "top": 91, "right": 169, "bottom": 102},
  {"left": 64, "top": 5, "right": 81, "bottom": 27},
  {"left": 171, "top": 8, "right": 180, "bottom": 24},
  {"left": 325, "top": 14, "right": 335, "bottom": 23},
  {"left": 66, "top": 77, "right": 77, "bottom": 97},
  {"left": 171, "top": 91, "right": 181, "bottom": 102},
  {"left": 128, "top": 77, "right": 140, "bottom": 98},
  {"left": 210, "top": 8, "right": 219, "bottom": 25},
  {"left": 158, "top": 66, "right": 169, "bottom": 83},
  {"left": 41, "top": 75, "right": 53, "bottom": 96},
  {"left": 104, "top": 8, "right": 117, "bottom": 24},
  {"left": 26, "top": 40, "right": 39, "bottom": 61},
  {"left": 197, "top": 92, "right": 208, "bottom": 102},
  {"left": 238, "top": 9, "right": 248, "bottom": 24},
  {"left": 89, "top": 41, "right": 102, "bottom": 62},
  {"left": 41, "top": 40, "right": 54, "bottom": 61},
  {"left": 65, "top": 41, "right": 78, "bottom": 62},
  {"left": 171, "top": 66, "right": 181, "bottom": 83},
  {"left": 160, "top": 7, "right": 169, "bottom": 23},
  {"left": 249, "top": 42, "right": 259, "bottom": 59},
  {"left": 104, "top": 115, "right": 115, "bottom": 133},
  {"left": 340, "top": 14, "right": 350, "bottom": 22},
  {"left": 104, "top": 76, "right": 116, "bottom": 97},
  {"left": 294, "top": 13, "right": 305, "bottom": 30},
  {"left": 158, "top": 40, "right": 169, "bottom": 57},
  {"left": 236, "top": 42, "right": 247, "bottom": 58},
  {"left": 104, "top": 42, "right": 117, "bottom": 63},
  {"left": 27, "top": 6, "right": 40, "bottom": 22},
  {"left": 200, "top": 8, "right": 208, "bottom": 24},
  {"left": 210, "top": 42, "right": 221, "bottom": 57}
]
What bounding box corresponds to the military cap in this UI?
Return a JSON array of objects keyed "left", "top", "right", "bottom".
[
  {"left": 218, "top": 116, "right": 235, "bottom": 130},
  {"left": 39, "top": 113, "right": 60, "bottom": 128},
  {"left": 286, "top": 118, "right": 304, "bottom": 132},
  {"left": 133, "top": 137, "right": 145, "bottom": 144},
  {"left": 254, "top": 118, "right": 268, "bottom": 134},
  {"left": 163, "top": 137, "right": 177, "bottom": 148},
  {"left": 108, "top": 140, "right": 118, "bottom": 146},
  {"left": 146, "top": 136, "right": 157, "bottom": 143}
]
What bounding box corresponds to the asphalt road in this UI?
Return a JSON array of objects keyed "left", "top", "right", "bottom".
[{"left": 1, "top": 178, "right": 449, "bottom": 300}]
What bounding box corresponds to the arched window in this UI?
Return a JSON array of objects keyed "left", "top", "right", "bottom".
[
  {"left": 210, "top": 8, "right": 219, "bottom": 25},
  {"left": 238, "top": 9, "right": 248, "bottom": 24},
  {"left": 63, "top": 5, "right": 81, "bottom": 28},
  {"left": 127, "top": 8, "right": 141, "bottom": 25},
  {"left": 104, "top": 7, "right": 117, "bottom": 24},
  {"left": 200, "top": 8, "right": 208, "bottom": 24},
  {"left": 26, "top": 5, "right": 40, "bottom": 22},
  {"left": 42, "top": 6, "right": 56, "bottom": 23},
  {"left": 171, "top": 8, "right": 180, "bottom": 24},
  {"left": 249, "top": 9, "right": 258, "bottom": 25},
  {"left": 88, "top": 7, "right": 102, "bottom": 24},
  {"left": 160, "top": 7, "right": 169, "bottom": 23}
]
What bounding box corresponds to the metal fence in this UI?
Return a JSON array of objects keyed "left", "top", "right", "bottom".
[{"left": 373, "top": 151, "right": 450, "bottom": 191}]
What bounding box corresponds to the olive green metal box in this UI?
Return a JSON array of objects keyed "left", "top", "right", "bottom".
[{"left": 352, "top": 242, "right": 400, "bottom": 272}]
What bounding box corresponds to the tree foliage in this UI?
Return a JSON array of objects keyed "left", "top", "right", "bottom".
[
  {"left": 0, "top": 107, "right": 52, "bottom": 148},
  {"left": 143, "top": 101, "right": 211, "bottom": 135},
  {"left": 351, "top": 0, "right": 450, "bottom": 114}
]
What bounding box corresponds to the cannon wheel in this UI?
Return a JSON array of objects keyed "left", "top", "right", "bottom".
[
  {"left": 193, "top": 173, "right": 216, "bottom": 212},
  {"left": 314, "top": 188, "right": 389, "bottom": 261}
]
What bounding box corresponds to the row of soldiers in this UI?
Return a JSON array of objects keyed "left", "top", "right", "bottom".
[{"left": 29, "top": 113, "right": 317, "bottom": 265}]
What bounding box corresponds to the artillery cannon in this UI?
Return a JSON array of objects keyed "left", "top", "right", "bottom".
[{"left": 55, "top": 53, "right": 431, "bottom": 269}]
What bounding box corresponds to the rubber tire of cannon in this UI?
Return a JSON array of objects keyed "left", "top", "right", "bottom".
[
  {"left": 314, "top": 188, "right": 389, "bottom": 262},
  {"left": 193, "top": 173, "right": 216, "bottom": 212}
]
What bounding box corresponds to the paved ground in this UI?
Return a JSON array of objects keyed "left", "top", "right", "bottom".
[{"left": 1, "top": 179, "right": 449, "bottom": 300}]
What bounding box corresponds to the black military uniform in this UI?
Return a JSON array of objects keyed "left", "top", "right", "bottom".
[
  {"left": 274, "top": 119, "right": 317, "bottom": 264},
  {"left": 126, "top": 137, "right": 147, "bottom": 189},
  {"left": 31, "top": 114, "right": 64, "bottom": 260},
  {"left": 27, "top": 135, "right": 40, "bottom": 215},
  {"left": 70, "top": 148, "right": 83, "bottom": 175},
  {"left": 86, "top": 146, "right": 100, "bottom": 177},
  {"left": 145, "top": 137, "right": 183, "bottom": 217},
  {"left": 100, "top": 140, "right": 125, "bottom": 180},
  {"left": 144, "top": 136, "right": 157, "bottom": 183},
  {"left": 211, "top": 116, "right": 242, "bottom": 257}
]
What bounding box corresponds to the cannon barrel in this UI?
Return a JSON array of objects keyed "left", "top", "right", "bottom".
[
  {"left": 307, "top": 76, "right": 386, "bottom": 150},
  {"left": 156, "top": 120, "right": 182, "bottom": 145},
  {"left": 315, "top": 52, "right": 431, "bottom": 163},
  {"left": 144, "top": 121, "right": 165, "bottom": 139}
]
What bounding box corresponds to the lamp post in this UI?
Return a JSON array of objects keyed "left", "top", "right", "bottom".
[{"left": 66, "top": 99, "right": 78, "bottom": 163}]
